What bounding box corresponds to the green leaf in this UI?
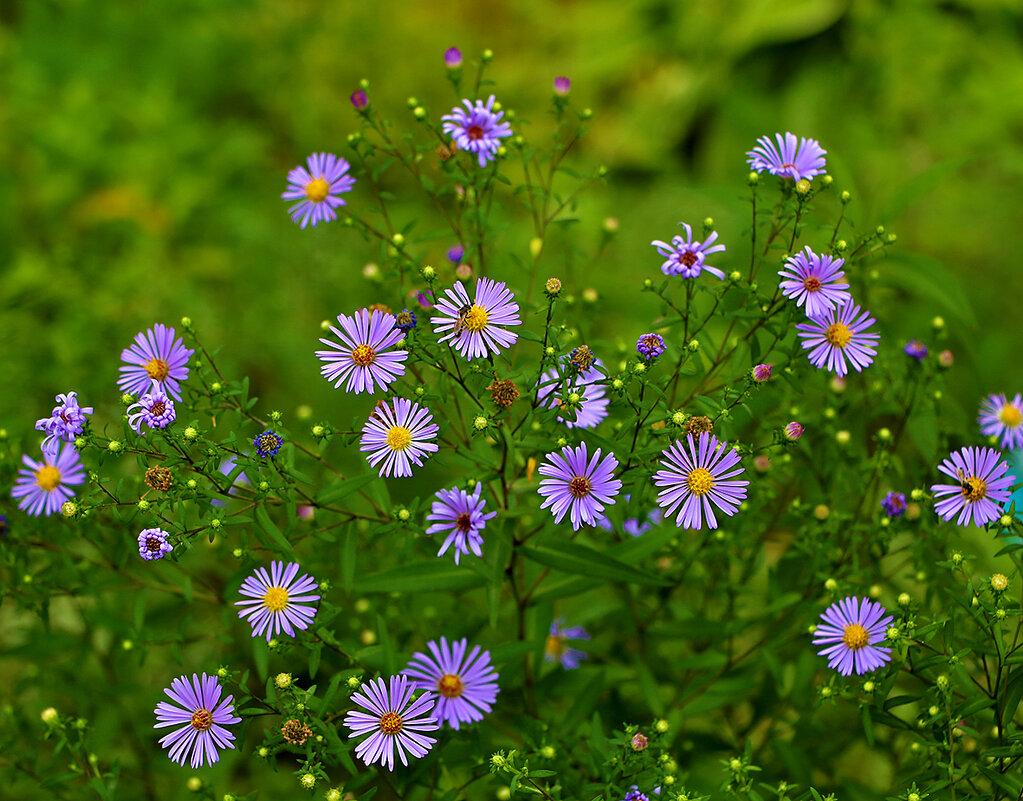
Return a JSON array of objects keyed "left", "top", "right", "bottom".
[
  {"left": 254, "top": 504, "right": 293, "bottom": 555},
  {"left": 315, "top": 473, "right": 379, "bottom": 507},
  {"left": 518, "top": 540, "right": 668, "bottom": 587},
  {"left": 355, "top": 560, "right": 487, "bottom": 593}
]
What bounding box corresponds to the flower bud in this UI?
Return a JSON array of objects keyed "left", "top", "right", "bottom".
[
  {"left": 444, "top": 47, "right": 462, "bottom": 68},
  {"left": 631, "top": 732, "right": 648, "bottom": 751},
  {"left": 898, "top": 592, "right": 911, "bottom": 606},
  {"left": 814, "top": 504, "right": 829, "bottom": 520},
  {"left": 61, "top": 501, "right": 77, "bottom": 517},
  {"left": 938, "top": 349, "right": 954, "bottom": 367},
  {"left": 687, "top": 339, "right": 700, "bottom": 352},
  {"left": 540, "top": 745, "right": 556, "bottom": 758},
  {"left": 752, "top": 364, "right": 773, "bottom": 382},
  {"left": 784, "top": 422, "right": 804, "bottom": 441},
  {"left": 840, "top": 190, "right": 851, "bottom": 204},
  {"left": 529, "top": 237, "right": 544, "bottom": 259},
  {"left": 654, "top": 719, "right": 669, "bottom": 733},
  {"left": 835, "top": 430, "right": 850, "bottom": 445},
  {"left": 795, "top": 179, "right": 811, "bottom": 195},
  {"left": 41, "top": 707, "right": 59, "bottom": 725},
  {"left": 991, "top": 573, "right": 1009, "bottom": 592},
  {"left": 187, "top": 777, "right": 202, "bottom": 792},
  {"left": 350, "top": 89, "right": 368, "bottom": 110},
  {"left": 553, "top": 76, "right": 570, "bottom": 96},
  {"left": 747, "top": 172, "right": 760, "bottom": 186},
  {"left": 300, "top": 774, "right": 316, "bottom": 789},
  {"left": 863, "top": 681, "right": 874, "bottom": 692},
  {"left": 824, "top": 578, "right": 838, "bottom": 592}
]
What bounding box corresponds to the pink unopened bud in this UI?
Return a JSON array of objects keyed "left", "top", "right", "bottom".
[
  {"left": 630, "top": 733, "right": 648, "bottom": 751},
  {"left": 784, "top": 422, "right": 804, "bottom": 441},
  {"left": 350, "top": 90, "right": 368, "bottom": 110},
  {"left": 444, "top": 47, "right": 462, "bottom": 69},
  {"left": 554, "top": 76, "right": 571, "bottom": 96},
  {"left": 752, "top": 364, "right": 773, "bottom": 383}
]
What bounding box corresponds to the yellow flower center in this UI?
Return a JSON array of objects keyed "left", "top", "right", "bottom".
[
  {"left": 351, "top": 343, "right": 375, "bottom": 367},
  {"left": 686, "top": 467, "right": 714, "bottom": 496},
  {"left": 35, "top": 466, "right": 62, "bottom": 492},
  {"left": 961, "top": 476, "right": 986, "bottom": 502},
  {"left": 437, "top": 673, "right": 464, "bottom": 698},
  {"left": 545, "top": 634, "right": 565, "bottom": 658},
  {"left": 825, "top": 323, "right": 852, "bottom": 348},
  {"left": 999, "top": 403, "right": 1022, "bottom": 428},
  {"left": 842, "top": 623, "right": 869, "bottom": 650},
  {"left": 190, "top": 709, "right": 213, "bottom": 731},
  {"left": 463, "top": 305, "right": 489, "bottom": 332},
  {"left": 386, "top": 425, "right": 412, "bottom": 451},
  {"left": 379, "top": 712, "right": 403, "bottom": 734},
  {"left": 262, "top": 586, "right": 289, "bottom": 612},
  {"left": 305, "top": 177, "right": 330, "bottom": 202},
  {"left": 145, "top": 358, "right": 170, "bottom": 381}
]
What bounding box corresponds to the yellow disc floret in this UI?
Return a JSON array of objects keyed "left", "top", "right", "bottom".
[
  {"left": 262, "top": 586, "right": 289, "bottom": 612},
  {"left": 686, "top": 467, "right": 715, "bottom": 496},
  {"left": 825, "top": 323, "right": 852, "bottom": 348},
  {"left": 379, "top": 712, "right": 403, "bottom": 734},
  {"left": 35, "top": 466, "right": 62, "bottom": 492},
  {"left": 437, "top": 673, "right": 464, "bottom": 698},
  {"left": 842, "top": 623, "right": 869, "bottom": 649},
  {"left": 464, "top": 305, "right": 489, "bottom": 332},
  {"left": 145, "top": 358, "right": 170, "bottom": 381},
  {"left": 999, "top": 403, "right": 1022, "bottom": 428},
  {"left": 351, "top": 344, "right": 375, "bottom": 366},
  {"left": 386, "top": 426, "right": 412, "bottom": 451},
  {"left": 305, "top": 178, "right": 330, "bottom": 202}
]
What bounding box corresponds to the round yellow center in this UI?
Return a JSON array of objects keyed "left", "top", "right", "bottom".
[
  {"left": 825, "top": 323, "right": 852, "bottom": 348},
  {"left": 351, "top": 343, "right": 375, "bottom": 367},
  {"left": 437, "top": 673, "right": 464, "bottom": 698},
  {"left": 999, "top": 403, "right": 1022, "bottom": 428},
  {"left": 35, "top": 466, "right": 61, "bottom": 491},
  {"left": 145, "top": 358, "right": 169, "bottom": 381},
  {"left": 386, "top": 426, "right": 412, "bottom": 451},
  {"left": 262, "top": 586, "right": 289, "bottom": 612},
  {"left": 686, "top": 467, "right": 714, "bottom": 496},
  {"left": 379, "top": 712, "right": 403, "bottom": 734},
  {"left": 842, "top": 623, "right": 869, "bottom": 650},
  {"left": 463, "top": 305, "right": 489, "bottom": 332},
  {"left": 305, "top": 177, "right": 330, "bottom": 202},
  {"left": 190, "top": 709, "right": 213, "bottom": 731},
  {"left": 545, "top": 634, "right": 565, "bottom": 658},
  {"left": 568, "top": 476, "right": 591, "bottom": 498},
  {"left": 961, "top": 476, "right": 986, "bottom": 502}
]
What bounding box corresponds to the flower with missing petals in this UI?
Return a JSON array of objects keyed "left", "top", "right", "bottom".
[
  {"left": 537, "top": 442, "right": 622, "bottom": 530},
  {"left": 154, "top": 673, "right": 241, "bottom": 768},
  {"left": 427, "top": 484, "right": 496, "bottom": 564},
  {"left": 282, "top": 152, "right": 356, "bottom": 229},
  {"left": 254, "top": 430, "right": 283, "bottom": 458},
  {"left": 931, "top": 447, "right": 1016, "bottom": 527},
  {"left": 404, "top": 637, "right": 499, "bottom": 729},
  {"left": 778, "top": 247, "right": 851, "bottom": 319},
  {"left": 360, "top": 398, "right": 439, "bottom": 478},
  {"left": 118, "top": 324, "right": 194, "bottom": 402},
  {"left": 880, "top": 492, "right": 907, "bottom": 518},
  {"left": 11, "top": 442, "right": 85, "bottom": 517},
  {"left": 651, "top": 223, "right": 726, "bottom": 280},
  {"left": 795, "top": 301, "right": 879, "bottom": 377},
  {"left": 235, "top": 561, "right": 320, "bottom": 641},
  {"left": 441, "top": 96, "right": 512, "bottom": 167},
  {"left": 317, "top": 309, "right": 409, "bottom": 395},
  {"left": 536, "top": 359, "right": 609, "bottom": 429},
  {"left": 812, "top": 597, "right": 893, "bottom": 676},
  {"left": 904, "top": 340, "right": 928, "bottom": 361},
  {"left": 653, "top": 433, "right": 748, "bottom": 530},
  {"left": 636, "top": 333, "right": 667, "bottom": 361},
  {"left": 138, "top": 528, "right": 173, "bottom": 561},
  {"left": 747, "top": 133, "right": 827, "bottom": 182},
  {"left": 431, "top": 279, "right": 520, "bottom": 360},
  {"left": 978, "top": 393, "right": 1023, "bottom": 451},
  {"left": 342, "top": 675, "right": 439, "bottom": 770}
]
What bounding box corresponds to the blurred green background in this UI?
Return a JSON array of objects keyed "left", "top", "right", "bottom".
[{"left": 2, "top": 0, "right": 1022, "bottom": 445}]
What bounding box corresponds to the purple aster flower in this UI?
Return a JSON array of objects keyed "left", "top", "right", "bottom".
[
  {"left": 880, "top": 491, "right": 907, "bottom": 518},
  {"left": 360, "top": 397, "right": 439, "bottom": 478},
  {"left": 651, "top": 222, "right": 726, "bottom": 280},
  {"left": 431, "top": 278, "right": 521, "bottom": 360},
  {"left": 441, "top": 95, "right": 513, "bottom": 168},
  {"left": 417, "top": 289, "right": 436, "bottom": 309},
  {"left": 394, "top": 309, "right": 417, "bottom": 332},
  {"left": 126, "top": 382, "right": 176, "bottom": 434},
  {"left": 235, "top": 561, "right": 320, "bottom": 642},
  {"left": 777, "top": 247, "right": 851, "bottom": 319},
  {"left": 904, "top": 340, "right": 928, "bottom": 361},
  {"left": 11, "top": 442, "right": 85, "bottom": 517},
  {"left": 751, "top": 363, "right": 773, "bottom": 383},
  {"left": 784, "top": 422, "right": 804, "bottom": 441},
  {"left": 350, "top": 90, "right": 368, "bottom": 110},
  {"left": 536, "top": 360, "right": 609, "bottom": 429},
  {"left": 118, "top": 324, "right": 194, "bottom": 402},
  {"left": 138, "top": 527, "right": 173, "bottom": 561},
  {"left": 653, "top": 433, "right": 749, "bottom": 530},
  {"left": 979, "top": 393, "right": 1023, "bottom": 451},
  {"left": 447, "top": 245, "right": 464, "bottom": 264},
  {"left": 404, "top": 637, "right": 499, "bottom": 730},
  {"left": 342, "top": 675, "right": 439, "bottom": 770},
  {"left": 931, "top": 446, "right": 1016, "bottom": 527},
  {"left": 254, "top": 430, "right": 283, "bottom": 458},
  {"left": 545, "top": 619, "right": 589, "bottom": 669},
  {"left": 316, "top": 309, "right": 409, "bottom": 395},
  {"left": 154, "top": 673, "right": 241, "bottom": 768},
  {"left": 537, "top": 441, "right": 622, "bottom": 530},
  {"left": 444, "top": 47, "right": 462, "bottom": 68},
  {"left": 624, "top": 789, "right": 651, "bottom": 801},
  {"left": 636, "top": 333, "right": 667, "bottom": 361},
  {"left": 35, "top": 391, "right": 93, "bottom": 455},
  {"left": 795, "top": 301, "right": 879, "bottom": 377},
  {"left": 747, "top": 132, "right": 827, "bottom": 182},
  {"left": 427, "top": 484, "right": 496, "bottom": 564},
  {"left": 281, "top": 152, "right": 356, "bottom": 229},
  {"left": 554, "top": 76, "right": 571, "bottom": 96},
  {"left": 812, "top": 597, "right": 893, "bottom": 676}
]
